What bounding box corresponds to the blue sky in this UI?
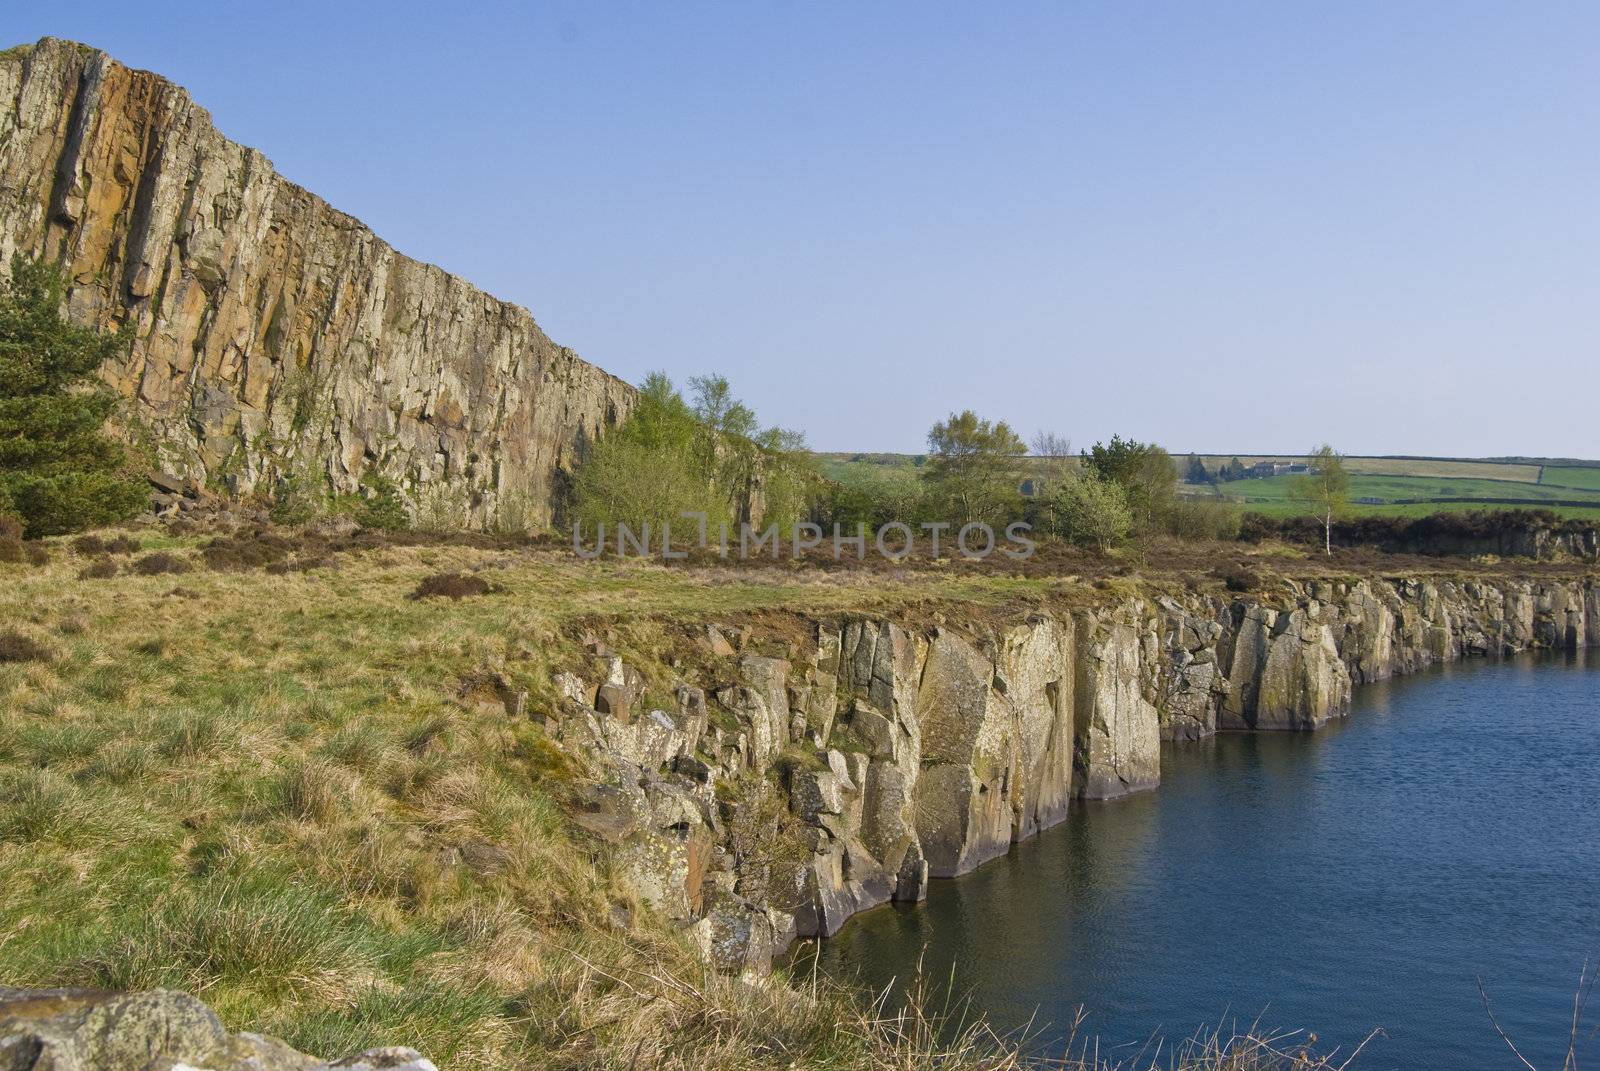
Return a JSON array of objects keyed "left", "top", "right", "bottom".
[{"left": 9, "top": 2, "right": 1599, "bottom": 457}]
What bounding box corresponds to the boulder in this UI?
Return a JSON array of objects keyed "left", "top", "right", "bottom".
[{"left": 0, "top": 986, "right": 435, "bottom": 1071}]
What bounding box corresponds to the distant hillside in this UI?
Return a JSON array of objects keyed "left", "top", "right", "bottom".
[{"left": 814, "top": 451, "right": 1600, "bottom": 521}]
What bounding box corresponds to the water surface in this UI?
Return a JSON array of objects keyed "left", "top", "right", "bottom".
[{"left": 808, "top": 653, "right": 1600, "bottom": 1069}]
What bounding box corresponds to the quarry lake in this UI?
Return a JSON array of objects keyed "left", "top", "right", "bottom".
[{"left": 807, "top": 652, "right": 1600, "bottom": 1069}]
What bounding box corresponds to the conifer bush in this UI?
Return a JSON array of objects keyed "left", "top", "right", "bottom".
[{"left": 0, "top": 257, "right": 146, "bottom": 536}]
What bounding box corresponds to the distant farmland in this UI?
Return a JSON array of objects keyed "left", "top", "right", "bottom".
[
  {"left": 814, "top": 452, "right": 1600, "bottom": 520},
  {"left": 1189, "top": 455, "right": 1544, "bottom": 482},
  {"left": 1539, "top": 465, "right": 1600, "bottom": 491}
]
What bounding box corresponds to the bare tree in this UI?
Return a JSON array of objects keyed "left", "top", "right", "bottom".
[
  {"left": 1289, "top": 444, "right": 1351, "bottom": 556},
  {"left": 1030, "top": 430, "right": 1072, "bottom": 459}
]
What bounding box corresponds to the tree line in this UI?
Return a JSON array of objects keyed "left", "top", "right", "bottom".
[{"left": 0, "top": 256, "right": 1352, "bottom": 554}]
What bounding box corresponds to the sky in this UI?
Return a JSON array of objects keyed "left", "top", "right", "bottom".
[{"left": 8, "top": 2, "right": 1600, "bottom": 458}]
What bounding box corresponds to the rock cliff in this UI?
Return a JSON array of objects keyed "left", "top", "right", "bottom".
[
  {"left": 545, "top": 573, "right": 1598, "bottom": 973},
  {"left": 0, "top": 38, "right": 634, "bottom": 527}
]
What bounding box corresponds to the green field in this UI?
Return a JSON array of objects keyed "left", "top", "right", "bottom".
[
  {"left": 815, "top": 452, "right": 1600, "bottom": 521},
  {"left": 1199, "top": 472, "right": 1600, "bottom": 513},
  {"left": 1191, "top": 455, "right": 1547, "bottom": 482},
  {"left": 1539, "top": 465, "right": 1600, "bottom": 491}
]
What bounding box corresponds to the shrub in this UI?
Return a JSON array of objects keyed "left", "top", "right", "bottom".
[
  {"left": 132, "top": 552, "right": 191, "bottom": 576},
  {"left": 1163, "top": 498, "right": 1243, "bottom": 542},
  {"left": 411, "top": 571, "right": 493, "bottom": 600},
  {"left": 351, "top": 473, "right": 410, "bottom": 531},
  {"left": 1218, "top": 566, "right": 1264, "bottom": 592},
  {"left": 571, "top": 372, "right": 817, "bottom": 539},
  {"left": 78, "top": 558, "right": 119, "bottom": 580},
  {"left": 104, "top": 535, "right": 141, "bottom": 555},
  {"left": 0, "top": 257, "right": 147, "bottom": 536},
  {"left": 1051, "top": 475, "right": 1134, "bottom": 552},
  {"left": 72, "top": 534, "right": 106, "bottom": 555},
  {"left": 23, "top": 542, "right": 49, "bottom": 566},
  {"left": 203, "top": 531, "right": 296, "bottom": 571},
  {"left": 266, "top": 464, "right": 329, "bottom": 526}
]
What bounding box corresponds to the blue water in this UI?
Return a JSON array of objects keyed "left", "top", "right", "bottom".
[{"left": 808, "top": 652, "right": 1600, "bottom": 1069}]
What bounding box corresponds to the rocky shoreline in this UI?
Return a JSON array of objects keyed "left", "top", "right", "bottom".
[{"left": 546, "top": 572, "right": 1599, "bottom": 972}]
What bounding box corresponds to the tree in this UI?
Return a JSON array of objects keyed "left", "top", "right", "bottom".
[
  {"left": 0, "top": 257, "right": 145, "bottom": 536},
  {"left": 1185, "top": 454, "right": 1211, "bottom": 484},
  {"left": 923, "top": 411, "right": 1027, "bottom": 526},
  {"left": 688, "top": 374, "right": 758, "bottom": 439},
  {"left": 1050, "top": 475, "right": 1133, "bottom": 552},
  {"left": 1289, "top": 444, "right": 1350, "bottom": 555},
  {"left": 755, "top": 425, "right": 817, "bottom": 532},
  {"left": 824, "top": 463, "right": 924, "bottom": 531},
  {"left": 572, "top": 371, "right": 816, "bottom": 540},
  {"left": 574, "top": 372, "right": 726, "bottom": 535},
  {"left": 1081, "top": 435, "right": 1177, "bottom": 531},
  {"left": 1030, "top": 430, "right": 1072, "bottom": 461}
]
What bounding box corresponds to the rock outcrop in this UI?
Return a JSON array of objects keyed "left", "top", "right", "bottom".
[
  {"left": 544, "top": 573, "right": 1598, "bottom": 973},
  {"left": 0, "top": 986, "right": 434, "bottom": 1071},
  {"left": 0, "top": 38, "right": 635, "bottom": 527}
]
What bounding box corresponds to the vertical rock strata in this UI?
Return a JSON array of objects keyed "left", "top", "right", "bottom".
[
  {"left": 0, "top": 39, "right": 634, "bottom": 525},
  {"left": 548, "top": 574, "right": 1599, "bottom": 971}
]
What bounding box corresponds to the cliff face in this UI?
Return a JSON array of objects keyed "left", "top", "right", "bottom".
[
  {"left": 0, "top": 38, "right": 634, "bottom": 526},
  {"left": 546, "top": 573, "right": 1599, "bottom": 972}
]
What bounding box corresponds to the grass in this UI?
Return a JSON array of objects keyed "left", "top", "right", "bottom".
[
  {"left": 0, "top": 523, "right": 1591, "bottom": 1069},
  {"left": 1190, "top": 455, "right": 1547, "bottom": 482},
  {"left": 0, "top": 525, "right": 1086, "bottom": 1069},
  {"left": 1189, "top": 473, "right": 1600, "bottom": 518},
  {"left": 1540, "top": 465, "right": 1600, "bottom": 491},
  {"left": 0, "top": 533, "right": 619, "bottom": 1066}
]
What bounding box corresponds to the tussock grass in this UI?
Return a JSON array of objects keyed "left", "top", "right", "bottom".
[{"left": 0, "top": 630, "right": 52, "bottom": 662}]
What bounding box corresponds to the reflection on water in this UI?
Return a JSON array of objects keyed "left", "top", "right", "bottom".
[{"left": 805, "top": 651, "right": 1600, "bottom": 1070}]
